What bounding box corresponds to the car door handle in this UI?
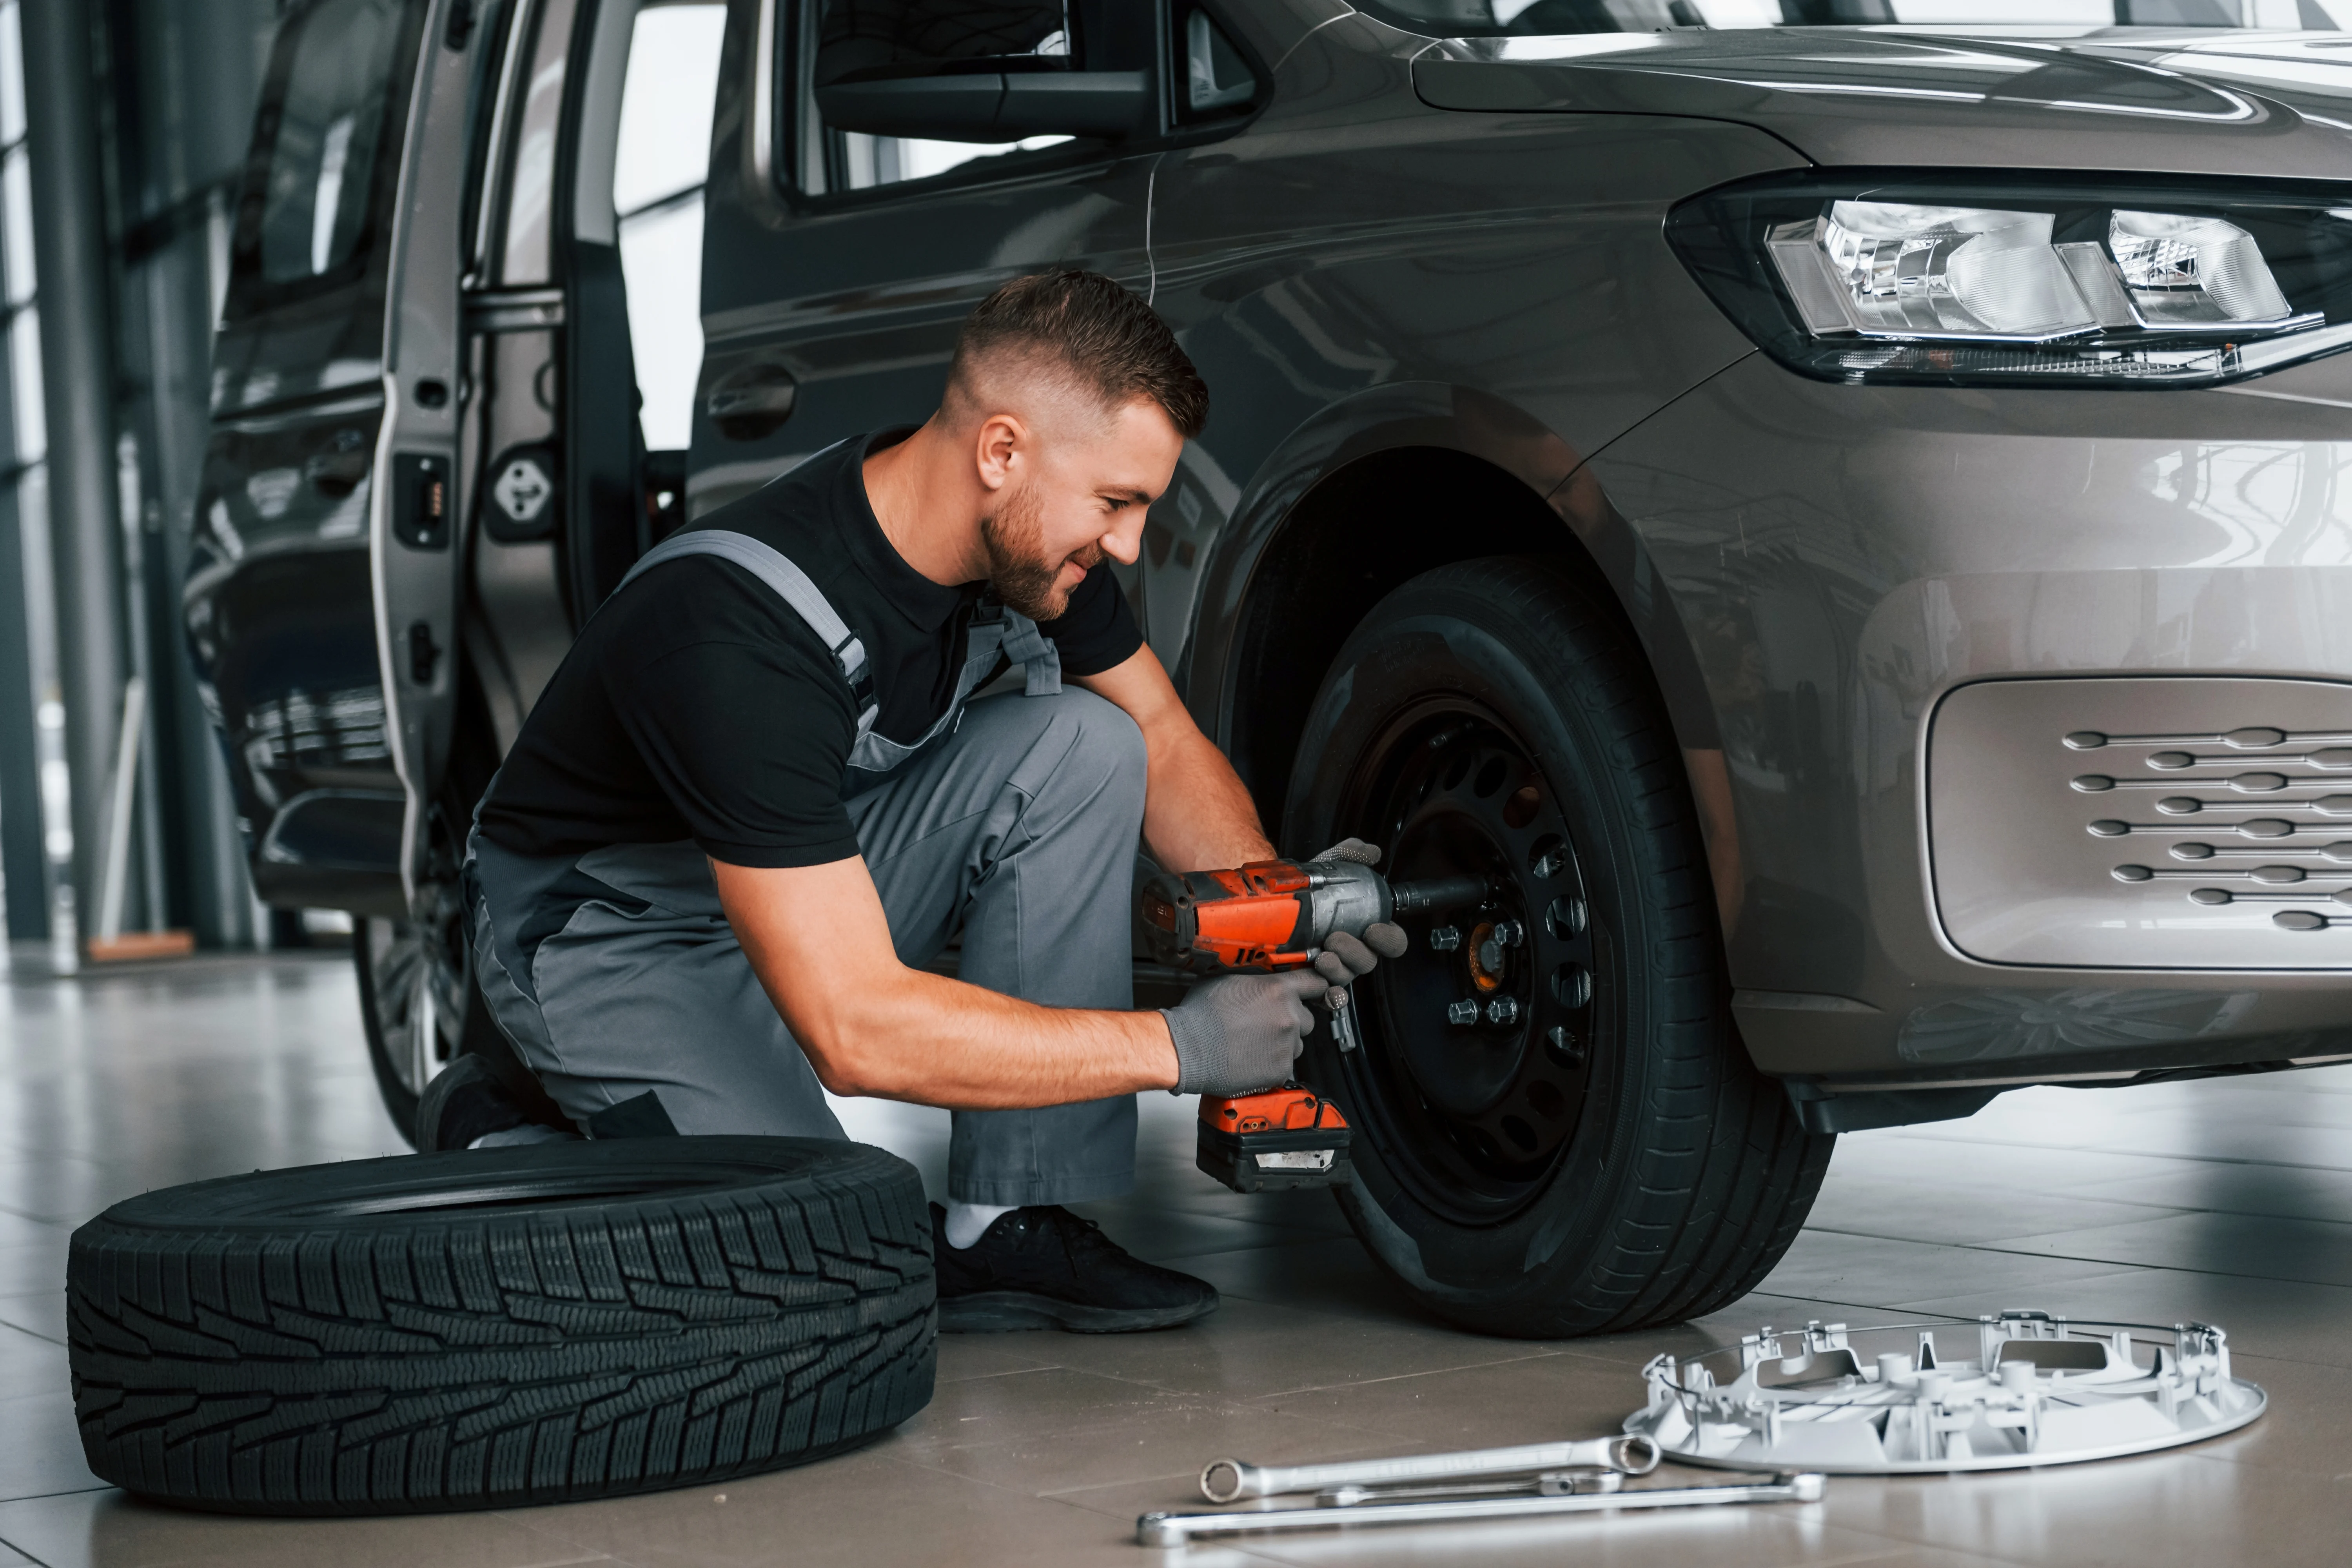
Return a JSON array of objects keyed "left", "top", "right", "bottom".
[{"left": 703, "top": 356, "right": 798, "bottom": 442}]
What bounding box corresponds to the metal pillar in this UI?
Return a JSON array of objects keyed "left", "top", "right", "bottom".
[{"left": 20, "top": 0, "right": 124, "bottom": 954}]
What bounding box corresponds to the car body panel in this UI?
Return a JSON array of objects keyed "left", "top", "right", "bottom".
[
  {"left": 187, "top": 0, "right": 437, "bottom": 918},
  {"left": 1413, "top": 27, "right": 2352, "bottom": 178},
  {"left": 1588, "top": 347, "right": 2352, "bottom": 1077},
  {"left": 1142, "top": 18, "right": 1807, "bottom": 712}
]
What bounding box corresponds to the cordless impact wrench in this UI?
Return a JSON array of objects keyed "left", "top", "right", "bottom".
[{"left": 1140, "top": 857, "right": 1486, "bottom": 1192}]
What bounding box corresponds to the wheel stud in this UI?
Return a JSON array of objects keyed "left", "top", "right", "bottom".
[
  {"left": 1430, "top": 926, "right": 1462, "bottom": 951},
  {"left": 1447, "top": 999, "right": 1479, "bottom": 1026},
  {"left": 1486, "top": 996, "right": 1520, "bottom": 1025}
]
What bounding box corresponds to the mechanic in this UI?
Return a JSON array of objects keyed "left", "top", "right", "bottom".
[{"left": 439, "top": 270, "right": 1401, "bottom": 1333}]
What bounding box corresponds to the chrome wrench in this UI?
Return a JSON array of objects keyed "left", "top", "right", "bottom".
[
  {"left": 1136, "top": 1471, "right": 1824, "bottom": 1547},
  {"left": 1199, "top": 1433, "right": 1657, "bottom": 1503}
]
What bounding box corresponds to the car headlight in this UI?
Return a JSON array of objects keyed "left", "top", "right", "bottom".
[{"left": 1668, "top": 172, "right": 2352, "bottom": 388}]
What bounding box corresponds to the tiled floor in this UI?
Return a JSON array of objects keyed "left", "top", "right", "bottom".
[{"left": 1, "top": 951, "right": 2348, "bottom": 1566}]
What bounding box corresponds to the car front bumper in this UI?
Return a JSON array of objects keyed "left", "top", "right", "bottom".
[{"left": 1583, "top": 350, "right": 2352, "bottom": 1090}]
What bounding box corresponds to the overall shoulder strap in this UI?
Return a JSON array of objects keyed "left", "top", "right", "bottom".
[{"left": 617, "top": 530, "right": 875, "bottom": 713}]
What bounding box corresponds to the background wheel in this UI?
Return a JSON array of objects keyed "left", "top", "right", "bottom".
[
  {"left": 1285, "top": 556, "right": 1831, "bottom": 1338},
  {"left": 354, "top": 899, "right": 495, "bottom": 1146},
  {"left": 68, "top": 1138, "right": 936, "bottom": 1515},
  {"left": 355, "top": 711, "right": 505, "bottom": 1146}
]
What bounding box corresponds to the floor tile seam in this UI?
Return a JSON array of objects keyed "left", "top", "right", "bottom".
[
  {"left": 1797, "top": 1217, "right": 2211, "bottom": 1249},
  {"left": 885, "top": 1447, "right": 1241, "bottom": 1511},
  {"left": 1143, "top": 1237, "right": 1349, "bottom": 1263},
  {"left": 933, "top": 1360, "right": 1069, "bottom": 1387},
  {"left": 1884, "top": 1131, "right": 2352, "bottom": 1175},
  {"left": 432, "top": 1511, "right": 629, "bottom": 1568},
  {"left": 1867, "top": 1263, "right": 2165, "bottom": 1302},
  {"left": 1918, "top": 1238, "right": 2352, "bottom": 1288},
  {"left": 1985, "top": 1212, "right": 2352, "bottom": 1245},
  {"left": 0, "top": 1534, "right": 47, "bottom": 1568},
  {"left": 1023, "top": 1421, "right": 1438, "bottom": 1504},
  {"left": 1229, "top": 1347, "right": 1573, "bottom": 1403},
  {"left": 0, "top": 1483, "right": 112, "bottom": 1510},
  {"left": 1031, "top": 1484, "right": 1312, "bottom": 1556},
  {"left": 1808, "top": 1191, "right": 2199, "bottom": 1224}
]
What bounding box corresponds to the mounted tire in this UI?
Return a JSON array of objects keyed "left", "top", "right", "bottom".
[
  {"left": 67, "top": 1139, "right": 935, "bottom": 1515},
  {"left": 1285, "top": 556, "right": 1831, "bottom": 1338}
]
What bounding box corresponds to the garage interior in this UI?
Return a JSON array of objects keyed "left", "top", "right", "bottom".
[
  {"left": 1, "top": 0, "right": 2350, "bottom": 1564},
  {"left": 0, "top": 955, "right": 2343, "bottom": 1565}
]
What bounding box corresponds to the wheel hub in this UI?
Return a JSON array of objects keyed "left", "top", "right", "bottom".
[{"left": 1341, "top": 708, "right": 1601, "bottom": 1212}]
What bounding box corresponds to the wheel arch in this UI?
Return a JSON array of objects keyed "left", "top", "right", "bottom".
[{"left": 1191, "top": 383, "right": 1728, "bottom": 856}]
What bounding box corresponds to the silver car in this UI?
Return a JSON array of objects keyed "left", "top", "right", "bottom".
[{"left": 192, "top": 0, "right": 2352, "bottom": 1338}]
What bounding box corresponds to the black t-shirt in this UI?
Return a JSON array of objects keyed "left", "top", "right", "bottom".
[{"left": 476, "top": 430, "right": 1144, "bottom": 868}]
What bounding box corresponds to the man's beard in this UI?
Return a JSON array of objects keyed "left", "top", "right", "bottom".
[{"left": 982, "top": 480, "right": 1100, "bottom": 621}]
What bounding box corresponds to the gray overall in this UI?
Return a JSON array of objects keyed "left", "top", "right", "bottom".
[{"left": 465, "top": 529, "right": 1147, "bottom": 1206}]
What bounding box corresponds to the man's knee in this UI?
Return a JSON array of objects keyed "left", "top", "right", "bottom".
[{"left": 1056, "top": 686, "right": 1148, "bottom": 792}]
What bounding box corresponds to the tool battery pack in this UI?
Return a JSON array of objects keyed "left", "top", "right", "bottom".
[{"left": 1196, "top": 1087, "right": 1352, "bottom": 1193}]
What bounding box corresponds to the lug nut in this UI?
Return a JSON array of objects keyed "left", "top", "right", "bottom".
[
  {"left": 1430, "top": 926, "right": 1462, "bottom": 951},
  {"left": 1490, "top": 920, "right": 1524, "bottom": 947},
  {"left": 1447, "top": 999, "right": 1479, "bottom": 1026},
  {"left": 1486, "top": 996, "right": 1520, "bottom": 1026}
]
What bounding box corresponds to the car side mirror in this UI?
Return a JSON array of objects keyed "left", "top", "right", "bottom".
[{"left": 816, "top": 69, "right": 1153, "bottom": 143}]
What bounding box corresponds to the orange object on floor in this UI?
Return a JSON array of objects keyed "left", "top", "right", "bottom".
[{"left": 86, "top": 930, "right": 196, "bottom": 963}]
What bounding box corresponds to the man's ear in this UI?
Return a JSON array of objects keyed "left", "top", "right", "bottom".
[{"left": 973, "top": 412, "right": 1027, "bottom": 494}]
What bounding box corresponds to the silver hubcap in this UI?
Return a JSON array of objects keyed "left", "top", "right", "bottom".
[{"left": 362, "top": 900, "right": 468, "bottom": 1097}]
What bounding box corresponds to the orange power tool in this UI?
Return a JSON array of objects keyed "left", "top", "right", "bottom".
[{"left": 1140, "top": 857, "right": 1486, "bottom": 1192}]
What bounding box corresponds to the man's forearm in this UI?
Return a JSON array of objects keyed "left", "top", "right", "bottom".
[
  {"left": 1142, "top": 728, "right": 1275, "bottom": 871},
  {"left": 786, "top": 968, "right": 1178, "bottom": 1108},
  {"left": 1073, "top": 650, "right": 1272, "bottom": 871},
  {"left": 716, "top": 857, "right": 1180, "bottom": 1109}
]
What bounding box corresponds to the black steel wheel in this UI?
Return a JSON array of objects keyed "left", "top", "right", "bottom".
[
  {"left": 1345, "top": 702, "right": 1600, "bottom": 1219},
  {"left": 1285, "top": 557, "right": 1831, "bottom": 1338}
]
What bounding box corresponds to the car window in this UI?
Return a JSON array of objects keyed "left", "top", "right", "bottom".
[
  {"left": 614, "top": 1, "right": 727, "bottom": 449},
  {"left": 805, "top": 0, "right": 1076, "bottom": 194},
  {"left": 255, "top": 0, "right": 413, "bottom": 285}
]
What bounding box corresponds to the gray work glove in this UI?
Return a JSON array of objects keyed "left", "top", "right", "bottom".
[
  {"left": 1306, "top": 839, "right": 1410, "bottom": 1010},
  {"left": 1163, "top": 969, "right": 1329, "bottom": 1096}
]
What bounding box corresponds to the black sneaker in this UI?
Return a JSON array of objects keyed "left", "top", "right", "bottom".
[
  {"left": 931, "top": 1204, "right": 1220, "bottom": 1334},
  {"left": 414, "top": 1055, "right": 527, "bottom": 1151}
]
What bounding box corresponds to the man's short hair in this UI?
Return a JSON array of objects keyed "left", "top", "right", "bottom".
[{"left": 948, "top": 269, "right": 1209, "bottom": 439}]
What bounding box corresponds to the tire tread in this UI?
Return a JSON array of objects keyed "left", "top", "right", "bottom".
[{"left": 68, "top": 1144, "right": 935, "bottom": 1515}]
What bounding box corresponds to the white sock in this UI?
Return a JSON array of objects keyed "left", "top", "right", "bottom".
[{"left": 944, "top": 1201, "right": 1015, "bottom": 1249}]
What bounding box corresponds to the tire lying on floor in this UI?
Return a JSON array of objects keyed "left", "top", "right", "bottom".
[
  {"left": 67, "top": 1138, "right": 935, "bottom": 1515},
  {"left": 1285, "top": 556, "right": 1833, "bottom": 1338}
]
